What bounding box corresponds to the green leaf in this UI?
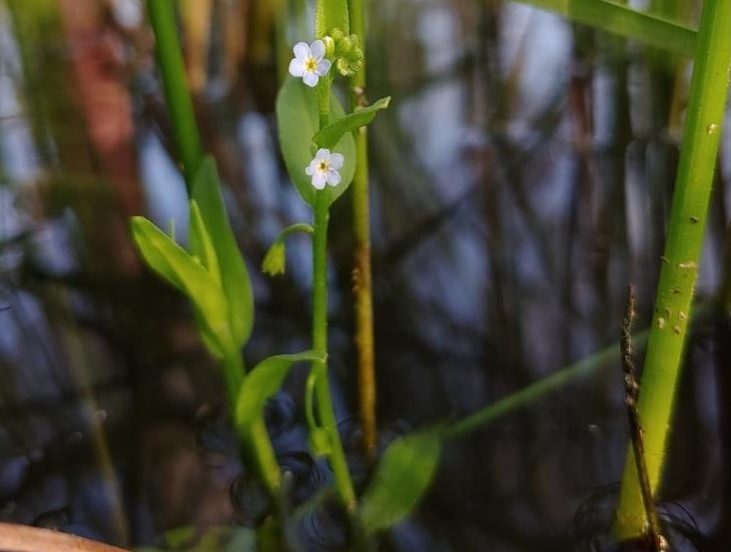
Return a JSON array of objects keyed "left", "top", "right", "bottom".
[
  {"left": 359, "top": 430, "right": 442, "bottom": 533},
  {"left": 313, "top": 97, "right": 391, "bottom": 149},
  {"left": 235, "top": 351, "right": 321, "bottom": 428},
  {"left": 131, "top": 216, "right": 230, "bottom": 357},
  {"left": 276, "top": 77, "right": 356, "bottom": 207},
  {"left": 315, "top": 0, "right": 349, "bottom": 37},
  {"left": 189, "top": 200, "right": 221, "bottom": 286},
  {"left": 191, "top": 157, "right": 254, "bottom": 347}
]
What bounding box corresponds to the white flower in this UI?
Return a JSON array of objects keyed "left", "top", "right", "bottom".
[
  {"left": 288, "top": 40, "right": 331, "bottom": 87},
  {"left": 305, "top": 149, "right": 344, "bottom": 190}
]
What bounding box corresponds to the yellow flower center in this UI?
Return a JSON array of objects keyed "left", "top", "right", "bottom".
[
  {"left": 319, "top": 161, "right": 329, "bottom": 171},
  {"left": 305, "top": 57, "right": 318, "bottom": 72}
]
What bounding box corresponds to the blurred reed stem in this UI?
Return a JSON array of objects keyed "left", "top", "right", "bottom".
[
  {"left": 52, "top": 287, "right": 130, "bottom": 546},
  {"left": 147, "top": 0, "right": 203, "bottom": 190},
  {"left": 614, "top": 0, "right": 731, "bottom": 539},
  {"left": 347, "top": 0, "right": 378, "bottom": 462}
]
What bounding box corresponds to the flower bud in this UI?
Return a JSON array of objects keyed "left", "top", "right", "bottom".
[
  {"left": 325, "top": 29, "right": 365, "bottom": 76},
  {"left": 262, "top": 240, "right": 286, "bottom": 276},
  {"left": 322, "top": 35, "right": 336, "bottom": 58}
]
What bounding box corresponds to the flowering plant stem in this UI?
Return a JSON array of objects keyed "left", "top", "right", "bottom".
[
  {"left": 313, "top": 195, "right": 358, "bottom": 508},
  {"left": 312, "top": 80, "right": 358, "bottom": 510},
  {"left": 147, "top": 0, "right": 281, "bottom": 496},
  {"left": 347, "top": 0, "right": 378, "bottom": 462},
  {"left": 312, "top": 54, "right": 356, "bottom": 509},
  {"left": 614, "top": 0, "right": 731, "bottom": 539}
]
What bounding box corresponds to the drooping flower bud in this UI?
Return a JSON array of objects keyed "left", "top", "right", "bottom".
[{"left": 262, "top": 240, "right": 286, "bottom": 276}]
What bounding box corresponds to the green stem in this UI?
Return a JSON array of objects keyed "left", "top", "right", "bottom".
[
  {"left": 221, "top": 352, "right": 246, "bottom": 415},
  {"left": 224, "top": 352, "right": 282, "bottom": 496},
  {"left": 312, "top": 194, "right": 358, "bottom": 509},
  {"left": 242, "top": 418, "right": 283, "bottom": 495},
  {"left": 446, "top": 332, "right": 647, "bottom": 439},
  {"left": 280, "top": 222, "right": 315, "bottom": 239},
  {"left": 347, "top": 0, "right": 378, "bottom": 461},
  {"left": 147, "top": 0, "right": 203, "bottom": 190},
  {"left": 440, "top": 300, "right": 707, "bottom": 440},
  {"left": 614, "top": 0, "right": 731, "bottom": 539},
  {"left": 319, "top": 76, "right": 333, "bottom": 128},
  {"left": 511, "top": 0, "right": 696, "bottom": 57}
]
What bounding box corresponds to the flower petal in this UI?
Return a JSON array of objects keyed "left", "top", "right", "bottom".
[
  {"left": 310, "top": 40, "right": 325, "bottom": 60},
  {"left": 316, "top": 59, "right": 331, "bottom": 76},
  {"left": 326, "top": 170, "right": 341, "bottom": 186},
  {"left": 303, "top": 71, "right": 319, "bottom": 87},
  {"left": 312, "top": 171, "right": 327, "bottom": 189},
  {"left": 329, "top": 153, "right": 344, "bottom": 170},
  {"left": 288, "top": 58, "right": 305, "bottom": 77},
  {"left": 315, "top": 148, "right": 330, "bottom": 160},
  {"left": 305, "top": 162, "right": 316, "bottom": 176},
  {"left": 293, "top": 42, "right": 310, "bottom": 61}
]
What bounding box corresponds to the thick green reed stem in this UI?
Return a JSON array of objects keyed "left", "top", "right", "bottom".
[
  {"left": 347, "top": 0, "right": 378, "bottom": 462},
  {"left": 615, "top": 0, "right": 731, "bottom": 539},
  {"left": 147, "top": 0, "right": 203, "bottom": 190},
  {"left": 147, "top": 0, "right": 281, "bottom": 495}
]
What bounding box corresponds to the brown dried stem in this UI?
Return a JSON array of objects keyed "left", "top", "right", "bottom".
[{"left": 621, "top": 285, "right": 666, "bottom": 551}]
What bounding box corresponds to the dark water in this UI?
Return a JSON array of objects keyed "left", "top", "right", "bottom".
[{"left": 0, "top": 1, "right": 729, "bottom": 550}]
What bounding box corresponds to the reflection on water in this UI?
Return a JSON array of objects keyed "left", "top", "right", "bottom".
[{"left": 0, "top": 0, "right": 729, "bottom": 550}]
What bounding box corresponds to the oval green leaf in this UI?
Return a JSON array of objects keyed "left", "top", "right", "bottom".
[
  {"left": 191, "top": 156, "right": 254, "bottom": 348},
  {"left": 359, "top": 430, "right": 442, "bottom": 534},
  {"left": 276, "top": 77, "right": 356, "bottom": 207},
  {"left": 235, "top": 351, "right": 321, "bottom": 429},
  {"left": 313, "top": 97, "right": 391, "bottom": 149}
]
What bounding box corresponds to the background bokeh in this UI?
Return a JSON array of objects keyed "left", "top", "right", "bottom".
[{"left": 1, "top": 0, "right": 729, "bottom": 550}]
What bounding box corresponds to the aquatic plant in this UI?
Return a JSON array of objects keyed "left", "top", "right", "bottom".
[{"left": 128, "top": 0, "right": 731, "bottom": 547}]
